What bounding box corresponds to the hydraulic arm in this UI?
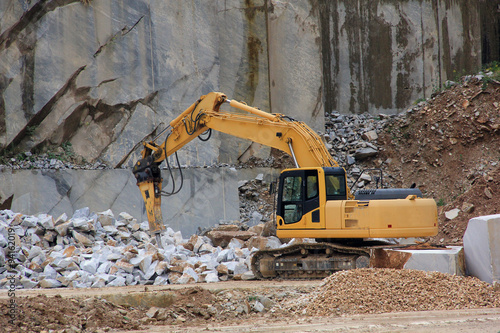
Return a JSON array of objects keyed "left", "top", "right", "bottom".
[{"left": 132, "top": 92, "right": 347, "bottom": 244}]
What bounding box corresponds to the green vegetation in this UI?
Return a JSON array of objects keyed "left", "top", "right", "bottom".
[
  {"left": 413, "top": 97, "right": 426, "bottom": 105},
  {"left": 26, "top": 125, "right": 37, "bottom": 136},
  {"left": 0, "top": 141, "right": 79, "bottom": 166},
  {"left": 61, "top": 141, "right": 75, "bottom": 159},
  {"left": 437, "top": 198, "right": 446, "bottom": 207},
  {"left": 481, "top": 61, "right": 500, "bottom": 90}
]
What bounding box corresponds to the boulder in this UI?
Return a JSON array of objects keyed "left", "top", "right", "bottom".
[
  {"left": 362, "top": 130, "right": 378, "bottom": 141},
  {"left": 246, "top": 236, "right": 282, "bottom": 251},
  {"left": 445, "top": 208, "right": 460, "bottom": 220},
  {"left": 216, "top": 249, "right": 235, "bottom": 263},
  {"left": 97, "top": 209, "right": 115, "bottom": 226},
  {"left": 38, "top": 214, "right": 55, "bottom": 230},
  {"left": 72, "top": 231, "right": 92, "bottom": 247},
  {"left": 21, "top": 217, "right": 38, "bottom": 228},
  {"left": 54, "top": 213, "right": 68, "bottom": 226},
  {"left": 204, "top": 272, "right": 219, "bottom": 283},
  {"left": 43, "top": 231, "right": 57, "bottom": 243},
  {"left": 72, "top": 208, "right": 90, "bottom": 219},
  {"left": 97, "top": 262, "right": 113, "bottom": 274},
  {"left": 118, "top": 212, "right": 135, "bottom": 222},
  {"left": 464, "top": 215, "right": 500, "bottom": 284},
  {"left": 81, "top": 259, "right": 99, "bottom": 274},
  {"left": 155, "top": 261, "right": 169, "bottom": 276},
  {"left": 63, "top": 245, "right": 77, "bottom": 257},
  {"left": 248, "top": 224, "right": 265, "bottom": 236},
  {"left": 153, "top": 276, "right": 169, "bottom": 285},
  {"left": 107, "top": 276, "right": 127, "bottom": 287},
  {"left": 213, "top": 225, "right": 240, "bottom": 232},
  {"left": 28, "top": 246, "right": 43, "bottom": 260},
  {"left": 177, "top": 267, "right": 198, "bottom": 284},
  {"left": 72, "top": 218, "right": 91, "bottom": 231},
  {"left": 39, "top": 278, "right": 62, "bottom": 288},
  {"left": 206, "top": 230, "right": 256, "bottom": 248},
  {"left": 228, "top": 238, "right": 244, "bottom": 249},
  {"left": 216, "top": 264, "right": 229, "bottom": 275},
  {"left": 241, "top": 271, "right": 256, "bottom": 280},
  {"left": 55, "top": 221, "right": 71, "bottom": 236},
  {"left": 354, "top": 147, "right": 378, "bottom": 160},
  {"left": 20, "top": 277, "right": 38, "bottom": 289}
]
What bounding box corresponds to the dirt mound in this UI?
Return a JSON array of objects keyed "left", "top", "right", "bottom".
[
  {"left": 2, "top": 294, "right": 144, "bottom": 332},
  {"left": 376, "top": 76, "right": 500, "bottom": 244},
  {"left": 302, "top": 268, "right": 500, "bottom": 317},
  {"left": 1, "top": 287, "right": 219, "bottom": 332}
]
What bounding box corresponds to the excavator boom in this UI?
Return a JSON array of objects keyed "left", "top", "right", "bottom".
[{"left": 155, "top": 92, "right": 338, "bottom": 169}]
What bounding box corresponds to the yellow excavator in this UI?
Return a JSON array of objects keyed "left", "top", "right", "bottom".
[{"left": 132, "top": 92, "right": 437, "bottom": 279}]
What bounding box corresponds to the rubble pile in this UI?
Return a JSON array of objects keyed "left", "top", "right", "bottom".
[
  {"left": 322, "top": 110, "right": 404, "bottom": 190},
  {"left": 0, "top": 150, "right": 109, "bottom": 170},
  {"left": 289, "top": 268, "right": 500, "bottom": 316},
  {"left": 238, "top": 174, "right": 275, "bottom": 226},
  {"left": 0, "top": 294, "right": 146, "bottom": 332},
  {"left": 0, "top": 208, "right": 286, "bottom": 289}
]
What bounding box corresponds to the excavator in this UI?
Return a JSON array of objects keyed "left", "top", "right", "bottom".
[{"left": 132, "top": 92, "right": 437, "bottom": 279}]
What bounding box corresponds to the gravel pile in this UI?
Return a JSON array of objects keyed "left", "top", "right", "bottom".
[
  {"left": 295, "top": 268, "right": 500, "bottom": 316},
  {"left": 0, "top": 208, "right": 287, "bottom": 289}
]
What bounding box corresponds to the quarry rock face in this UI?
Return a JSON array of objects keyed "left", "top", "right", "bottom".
[
  {"left": 0, "top": 168, "right": 239, "bottom": 237},
  {"left": 0, "top": 0, "right": 271, "bottom": 168},
  {"left": 0, "top": 0, "right": 486, "bottom": 167}
]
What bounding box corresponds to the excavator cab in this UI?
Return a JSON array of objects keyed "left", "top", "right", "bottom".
[{"left": 276, "top": 167, "right": 348, "bottom": 226}]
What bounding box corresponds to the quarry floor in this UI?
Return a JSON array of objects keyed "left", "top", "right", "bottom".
[{"left": 2, "top": 280, "right": 500, "bottom": 333}]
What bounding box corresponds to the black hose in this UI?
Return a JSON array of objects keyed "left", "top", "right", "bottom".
[
  {"left": 161, "top": 98, "right": 213, "bottom": 196},
  {"left": 161, "top": 133, "right": 184, "bottom": 197},
  {"left": 198, "top": 129, "right": 212, "bottom": 141}
]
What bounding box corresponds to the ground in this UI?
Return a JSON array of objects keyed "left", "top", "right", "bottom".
[{"left": 1, "top": 278, "right": 499, "bottom": 333}]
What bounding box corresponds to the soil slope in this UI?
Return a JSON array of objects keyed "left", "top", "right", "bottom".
[{"left": 375, "top": 77, "right": 500, "bottom": 244}]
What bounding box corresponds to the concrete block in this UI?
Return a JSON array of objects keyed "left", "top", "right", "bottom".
[
  {"left": 401, "top": 246, "right": 464, "bottom": 275},
  {"left": 463, "top": 214, "right": 500, "bottom": 284},
  {"left": 372, "top": 246, "right": 465, "bottom": 276}
]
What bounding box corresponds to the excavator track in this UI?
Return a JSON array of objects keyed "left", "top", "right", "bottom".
[{"left": 251, "top": 242, "right": 371, "bottom": 279}]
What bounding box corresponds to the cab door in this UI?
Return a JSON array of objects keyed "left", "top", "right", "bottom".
[{"left": 277, "top": 169, "right": 322, "bottom": 229}]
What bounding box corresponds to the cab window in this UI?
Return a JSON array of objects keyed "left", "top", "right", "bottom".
[
  {"left": 282, "top": 176, "right": 303, "bottom": 201},
  {"left": 325, "top": 174, "right": 346, "bottom": 196},
  {"left": 306, "top": 175, "right": 318, "bottom": 199},
  {"left": 282, "top": 176, "right": 303, "bottom": 224}
]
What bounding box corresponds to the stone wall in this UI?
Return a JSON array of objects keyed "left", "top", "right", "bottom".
[{"left": 311, "top": 0, "right": 482, "bottom": 114}]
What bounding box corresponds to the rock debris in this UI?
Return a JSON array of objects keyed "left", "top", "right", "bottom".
[
  {"left": 0, "top": 208, "right": 285, "bottom": 289},
  {"left": 291, "top": 268, "right": 500, "bottom": 316}
]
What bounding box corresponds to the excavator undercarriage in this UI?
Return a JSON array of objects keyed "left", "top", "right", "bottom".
[{"left": 251, "top": 242, "right": 371, "bottom": 279}]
